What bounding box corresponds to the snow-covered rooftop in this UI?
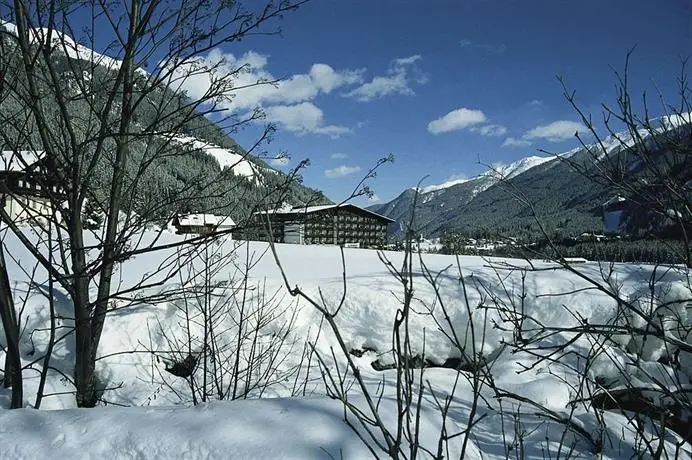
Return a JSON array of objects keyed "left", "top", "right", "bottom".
[
  {"left": 176, "top": 214, "right": 235, "bottom": 228},
  {"left": 603, "top": 195, "right": 627, "bottom": 207},
  {"left": 0, "top": 150, "right": 45, "bottom": 172}
]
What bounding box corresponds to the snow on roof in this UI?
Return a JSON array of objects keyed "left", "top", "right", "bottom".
[
  {"left": 666, "top": 208, "right": 683, "bottom": 219},
  {"left": 0, "top": 150, "right": 45, "bottom": 172},
  {"left": 603, "top": 195, "right": 627, "bottom": 207},
  {"left": 257, "top": 204, "right": 395, "bottom": 222},
  {"left": 176, "top": 214, "right": 235, "bottom": 228}
]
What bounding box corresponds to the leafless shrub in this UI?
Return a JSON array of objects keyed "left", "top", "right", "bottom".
[{"left": 150, "top": 239, "right": 307, "bottom": 404}]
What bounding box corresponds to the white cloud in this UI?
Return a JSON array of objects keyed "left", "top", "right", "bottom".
[
  {"left": 344, "top": 73, "right": 410, "bottom": 101},
  {"left": 367, "top": 193, "right": 381, "bottom": 203},
  {"left": 269, "top": 156, "right": 289, "bottom": 167},
  {"left": 330, "top": 153, "right": 348, "bottom": 160},
  {"left": 459, "top": 39, "right": 506, "bottom": 53},
  {"left": 523, "top": 120, "right": 585, "bottom": 142},
  {"left": 325, "top": 165, "right": 362, "bottom": 178},
  {"left": 313, "top": 125, "right": 353, "bottom": 137},
  {"left": 502, "top": 137, "right": 532, "bottom": 148},
  {"left": 265, "top": 103, "right": 322, "bottom": 131},
  {"left": 166, "top": 49, "right": 363, "bottom": 114},
  {"left": 344, "top": 55, "right": 427, "bottom": 102},
  {"left": 394, "top": 55, "right": 422, "bottom": 66},
  {"left": 309, "top": 63, "right": 364, "bottom": 93},
  {"left": 264, "top": 102, "right": 351, "bottom": 137},
  {"left": 446, "top": 173, "right": 469, "bottom": 182},
  {"left": 428, "top": 108, "right": 487, "bottom": 134},
  {"left": 471, "top": 124, "right": 507, "bottom": 137},
  {"left": 502, "top": 119, "right": 585, "bottom": 147}
]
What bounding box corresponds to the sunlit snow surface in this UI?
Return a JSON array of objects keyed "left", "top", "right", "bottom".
[{"left": 1, "top": 230, "right": 690, "bottom": 459}]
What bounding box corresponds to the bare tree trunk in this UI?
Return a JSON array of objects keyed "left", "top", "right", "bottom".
[
  {"left": 0, "top": 242, "right": 22, "bottom": 408},
  {"left": 72, "top": 0, "right": 140, "bottom": 407},
  {"left": 34, "top": 220, "right": 57, "bottom": 409}
]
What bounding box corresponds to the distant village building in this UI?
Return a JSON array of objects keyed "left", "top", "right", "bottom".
[
  {"left": 603, "top": 195, "right": 628, "bottom": 234},
  {"left": 0, "top": 150, "right": 62, "bottom": 227},
  {"left": 602, "top": 193, "right": 689, "bottom": 237},
  {"left": 172, "top": 214, "right": 236, "bottom": 235},
  {"left": 579, "top": 232, "right": 606, "bottom": 242},
  {"left": 253, "top": 204, "right": 393, "bottom": 248}
]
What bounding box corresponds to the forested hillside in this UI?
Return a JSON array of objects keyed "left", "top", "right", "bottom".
[{"left": 0, "top": 24, "right": 329, "bottom": 225}]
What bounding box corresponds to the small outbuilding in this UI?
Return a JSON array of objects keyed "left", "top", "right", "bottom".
[
  {"left": 0, "top": 150, "right": 62, "bottom": 227},
  {"left": 172, "top": 213, "right": 236, "bottom": 235},
  {"left": 603, "top": 195, "right": 628, "bottom": 234}
]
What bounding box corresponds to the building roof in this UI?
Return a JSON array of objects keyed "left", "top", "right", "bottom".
[
  {"left": 176, "top": 214, "right": 236, "bottom": 228},
  {"left": 602, "top": 195, "right": 627, "bottom": 208},
  {"left": 0, "top": 150, "right": 46, "bottom": 172},
  {"left": 257, "top": 203, "right": 395, "bottom": 223}
]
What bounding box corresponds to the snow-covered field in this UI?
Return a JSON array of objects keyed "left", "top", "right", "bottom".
[{"left": 1, "top": 230, "right": 691, "bottom": 459}]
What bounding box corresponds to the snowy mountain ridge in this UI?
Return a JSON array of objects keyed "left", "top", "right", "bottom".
[
  {"left": 0, "top": 21, "right": 148, "bottom": 76},
  {"left": 566, "top": 112, "right": 692, "bottom": 162},
  {"left": 411, "top": 154, "right": 557, "bottom": 200},
  {"left": 371, "top": 113, "right": 692, "bottom": 239},
  {"left": 417, "top": 177, "right": 472, "bottom": 194},
  {"left": 483, "top": 155, "right": 556, "bottom": 181}
]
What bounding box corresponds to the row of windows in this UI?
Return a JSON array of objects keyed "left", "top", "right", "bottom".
[
  {"left": 16, "top": 178, "right": 60, "bottom": 194},
  {"left": 305, "top": 238, "right": 385, "bottom": 245},
  {"left": 340, "top": 224, "right": 384, "bottom": 230},
  {"left": 305, "top": 222, "right": 386, "bottom": 229},
  {"left": 337, "top": 215, "right": 370, "bottom": 222},
  {"left": 304, "top": 229, "right": 386, "bottom": 236},
  {"left": 300, "top": 214, "right": 383, "bottom": 223},
  {"left": 269, "top": 215, "right": 387, "bottom": 229}
]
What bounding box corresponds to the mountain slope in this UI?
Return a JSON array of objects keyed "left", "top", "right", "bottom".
[
  {"left": 0, "top": 24, "right": 329, "bottom": 223},
  {"left": 371, "top": 155, "right": 563, "bottom": 237},
  {"left": 371, "top": 118, "right": 691, "bottom": 240}
]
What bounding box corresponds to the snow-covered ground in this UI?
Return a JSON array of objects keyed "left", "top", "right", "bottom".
[
  {"left": 1, "top": 230, "right": 691, "bottom": 459},
  {"left": 167, "top": 135, "right": 261, "bottom": 181}
]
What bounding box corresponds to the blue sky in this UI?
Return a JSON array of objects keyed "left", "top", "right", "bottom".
[
  {"left": 229, "top": 0, "right": 690, "bottom": 205},
  {"left": 20, "top": 0, "right": 691, "bottom": 205}
]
